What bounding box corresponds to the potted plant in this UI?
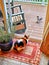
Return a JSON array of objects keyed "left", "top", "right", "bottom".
[{"left": 0, "top": 29, "right": 14, "bottom": 52}]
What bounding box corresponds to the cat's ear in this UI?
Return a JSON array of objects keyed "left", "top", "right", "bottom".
[{"left": 24, "top": 35, "right": 29, "bottom": 39}]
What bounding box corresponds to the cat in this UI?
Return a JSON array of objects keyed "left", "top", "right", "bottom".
[{"left": 14, "top": 35, "right": 29, "bottom": 52}]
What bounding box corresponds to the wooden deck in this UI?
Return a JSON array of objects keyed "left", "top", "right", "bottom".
[
  {"left": 0, "top": 2, "right": 47, "bottom": 42},
  {"left": 13, "top": 2, "right": 47, "bottom": 42}
]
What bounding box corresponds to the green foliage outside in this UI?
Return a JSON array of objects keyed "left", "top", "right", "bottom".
[
  {"left": 14, "top": 0, "right": 48, "bottom": 2},
  {"left": 40, "top": 0, "right": 48, "bottom": 2}
]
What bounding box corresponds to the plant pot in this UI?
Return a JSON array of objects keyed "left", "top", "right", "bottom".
[{"left": 0, "top": 40, "right": 13, "bottom": 52}]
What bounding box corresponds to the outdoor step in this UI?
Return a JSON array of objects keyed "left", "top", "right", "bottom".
[
  {"left": 28, "top": 27, "right": 44, "bottom": 32},
  {"left": 30, "top": 36, "right": 42, "bottom": 40},
  {"left": 32, "top": 30, "right": 43, "bottom": 34},
  {"left": 31, "top": 33, "right": 43, "bottom": 37},
  {"left": 32, "top": 25, "right": 44, "bottom": 29},
  {"left": 27, "top": 32, "right": 43, "bottom": 37}
]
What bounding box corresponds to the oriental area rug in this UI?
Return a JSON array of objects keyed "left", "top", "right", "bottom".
[{"left": 0, "top": 39, "right": 41, "bottom": 65}]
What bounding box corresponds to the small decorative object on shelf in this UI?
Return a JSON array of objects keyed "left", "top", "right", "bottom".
[
  {"left": 14, "top": 35, "right": 29, "bottom": 52},
  {"left": 0, "top": 29, "right": 14, "bottom": 52}
]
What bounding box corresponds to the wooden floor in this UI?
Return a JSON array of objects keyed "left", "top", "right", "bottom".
[{"left": 14, "top": 2, "right": 47, "bottom": 42}]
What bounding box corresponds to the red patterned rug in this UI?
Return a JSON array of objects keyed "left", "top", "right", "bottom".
[{"left": 0, "top": 39, "right": 41, "bottom": 65}]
